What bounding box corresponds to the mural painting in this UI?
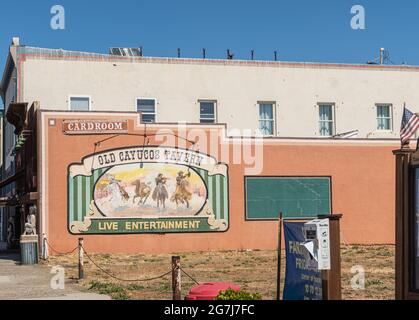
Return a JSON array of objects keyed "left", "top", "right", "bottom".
[
  {"left": 94, "top": 163, "right": 207, "bottom": 217},
  {"left": 68, "top": 147, "right": 229, "bottom": 234}
]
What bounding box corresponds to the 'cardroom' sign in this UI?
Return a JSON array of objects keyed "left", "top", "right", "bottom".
[
  {"left": 63, "top": 120, "right": 128, "bottom": 135},
  {"left": 68, "top": 146, "right": 229, "bottom": 235}
]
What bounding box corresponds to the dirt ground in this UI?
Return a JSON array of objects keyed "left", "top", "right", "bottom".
[{"left": 43, "top": 245, "right": 395, "bottom": 300}]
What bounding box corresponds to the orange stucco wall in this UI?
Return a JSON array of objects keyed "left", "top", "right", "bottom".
[{"left": 41, "top": 112, "right": 397, "bottom": 254}]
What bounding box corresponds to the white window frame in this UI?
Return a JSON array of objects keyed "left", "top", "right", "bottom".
[
  {"left": 136, "top": 97, "right": 157, "bottom": 123},
  {"left": 199, "top": 100, "right": 217, "bottom": 124},
  {"left": 318, "top": 103, "right": 336, "bottom": 137},
  {"left": 68, "top": 95, "right": 91, "bottom": 111},
  {"left": 376, "top": 103, "right": 393, "bottom": 132},
  {"left": 257, "top": 101, "right": 277, "bottom": 137}
]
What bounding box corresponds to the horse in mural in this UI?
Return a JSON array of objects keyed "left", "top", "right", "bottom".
[
  {"left": 132, "top": 179, "right": 152, "bottom": 205},
  {"left": 171, "top": 171, "right": 192, "bottom": 209},
  {"left": 117, "top": 183, "right": 130, "bottom": 202},
  {"left": 152, "top": 174, "right": 169, "bottom": 209}
]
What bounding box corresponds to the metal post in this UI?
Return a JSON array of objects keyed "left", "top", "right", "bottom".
[
  {"left": 276, "top": 212, "right": 283, "bottom": 300},
  {"left": 78, "top": 238, "right": 84, "bottom": 280},
  {"left": 318, "top": 214, "right": 343, "bottom": 300},
  {"left": 172, "top": 256, "right": 181, "bottom": 300}
]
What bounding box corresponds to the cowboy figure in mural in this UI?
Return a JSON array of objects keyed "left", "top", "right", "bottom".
[
  {"left": 152, "top": 173, "right": 169, "bottom": 209},
  {"left": 106, "top": 175, "right": 129, "bottom": 204},
  {"left": 171, "top": 171, "right": 192, "bottom": 209}
]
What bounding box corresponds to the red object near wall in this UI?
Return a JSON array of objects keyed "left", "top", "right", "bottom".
[{"left": 186, "top": 282, "right": 241, "bottom": 300}]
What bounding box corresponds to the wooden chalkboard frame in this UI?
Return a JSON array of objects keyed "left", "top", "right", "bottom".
[
  {"left": 408, "top": 165, "right": 419, "bottom": 294},
  {"left": 394, "top": 148, "right": 419, "bottom": 300},
  {"left": 244, "top": 176, "right": 333, "bottom": 221}
]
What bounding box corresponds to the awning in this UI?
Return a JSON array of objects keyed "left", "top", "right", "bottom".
[
  {"left": 0, "top": 192, "right": 38, "bottom": 208},
  {"left": 0, "top": 169, "right": 24, "bottom": 190},
  {"left": 20, "top": 192, "right": 39, "bottom": 203}
]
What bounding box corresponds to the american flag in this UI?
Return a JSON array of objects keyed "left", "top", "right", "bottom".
[{"left": 401, "top": 107, "right": 419, "bottom": 145}]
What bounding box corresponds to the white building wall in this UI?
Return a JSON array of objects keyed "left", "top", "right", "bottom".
[{"left": 20, "top": 53, "right": 419, "bottom": 138}]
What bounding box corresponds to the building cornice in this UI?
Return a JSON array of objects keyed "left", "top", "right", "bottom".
[{"left": 16, "top": 46, "right": 419, "bottom": 73}]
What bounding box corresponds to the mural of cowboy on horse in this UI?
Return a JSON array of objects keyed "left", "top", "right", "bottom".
[
  {"left": 94, "top": 163, "right": 208, "bottom": 217},
  {"left": 152, "top": 173, "right": 169, "bottom": 209},
  {"left": 132, "top": 179, "right": 152, "bottom": 205},
  {"left": 105, "top": 175, "right": 130, "bottom": 204},
  {"left": 171, "top": 171, "right": 193, "bottom": 209}
]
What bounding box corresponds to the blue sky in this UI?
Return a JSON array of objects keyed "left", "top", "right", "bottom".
[{"left": 1, "top": 0, "right": 419, "bottom": 107}]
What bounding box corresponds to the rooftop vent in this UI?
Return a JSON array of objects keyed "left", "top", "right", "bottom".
[
  {"left": 109, "top": 47, "right": 143, "bottom": 57},
  {"left": 367, "top": 48, "right": 391, "bottom": 65}
]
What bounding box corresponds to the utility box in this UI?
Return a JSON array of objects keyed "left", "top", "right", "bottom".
[{"left": 302, "top": 219, "right": 331, "bottom": 271}]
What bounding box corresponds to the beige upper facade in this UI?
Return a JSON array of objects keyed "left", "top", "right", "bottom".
[{"left": 3, "top": 40, "right": 419, "bottom": 144}]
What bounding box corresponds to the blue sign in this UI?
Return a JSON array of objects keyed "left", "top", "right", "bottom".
[{"left": 283, "top": 221, "right": 323, "bottom": 300}]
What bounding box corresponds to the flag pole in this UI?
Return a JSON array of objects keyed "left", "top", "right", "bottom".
[
  {"left": 400, "top": 101, "right": 406, "bottom": 150},
  {"left": 401, "top": 102, "right": 409, "bottom": 149},
  {"left": 276, "top": 212, "right": 283, "bottom": 301},
  {"left": 414, "top": 99, "right": 419, "bottom": 151}
]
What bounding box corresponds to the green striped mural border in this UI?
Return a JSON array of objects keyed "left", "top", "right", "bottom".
[
  {"left": 195, "top": 168, "right": 229, "bottom": 221},
  {"left": 68, "top": 168, "right": 107, "bottom": 223}
]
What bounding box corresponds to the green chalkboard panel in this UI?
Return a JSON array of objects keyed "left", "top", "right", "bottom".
[{"left": 245, "top": 177, "right": 332, "bottom": 220}]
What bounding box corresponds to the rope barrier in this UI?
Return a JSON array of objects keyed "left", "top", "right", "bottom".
[
  {"left": 45, "top": 240, "right": 78, "bottom": 256},
  {"left": 45, "top": 240, "right": 202, "bottom": 285},
  {"left": 82, "top": 246, "right": 173, "bottom": 282},
  {"left": 180, "top": 267, "right": 200, "bottom": 285}
]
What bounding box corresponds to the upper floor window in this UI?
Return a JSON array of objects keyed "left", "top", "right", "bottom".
[
  {"left": 137, "top": 99, "right": 156, "bottom": 123},
  {"left": 199, "top": 101, "right": 216, "bottom": 123},
  {"left": 319, "top": 104, "right": 335, "bottom": 137},
  {"left": 69, "top": 96, "right": 90, "bottom": 111},
  {"left": 258, "top": 102, "right": 275, "bottom": 136},
  {"left": 376, "top": 104, "right": 392, "bottom": 131}
]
